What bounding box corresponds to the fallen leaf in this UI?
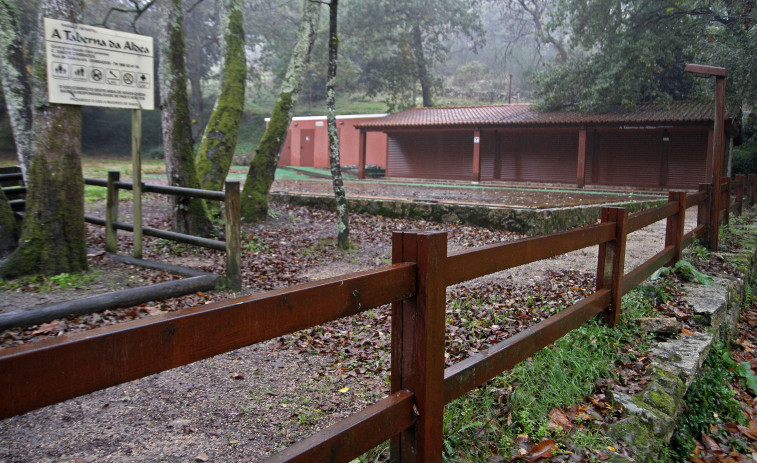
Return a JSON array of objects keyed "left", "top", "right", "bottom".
[
  {"left": 196, "top": 451, "right": 209, "bottom": 462},
  {"left": 522, "top": 439, "right": 557, "bottom": 462},
  {"left": 338, "top": 387, "right": 350, "bottom": 393},
  {"left": 681, "top": 328, "right": 697, "bottom": 337},
  {"left": 548, "top": 407, "right": 574, "bottom": 431}
]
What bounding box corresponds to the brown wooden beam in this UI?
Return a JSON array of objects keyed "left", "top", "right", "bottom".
[
  {"left": 577, "top": 128, "right": 586, "bottom": 188},
  {"left": 472, "top": 129, "right": 481, "bottom": 182},
  {"left": 358, "top": 129, "right": 367, "bottom": 179}
]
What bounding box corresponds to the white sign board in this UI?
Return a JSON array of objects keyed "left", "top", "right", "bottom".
[{"left": 44, "top": 18, "right": 154, "bottom": 110}]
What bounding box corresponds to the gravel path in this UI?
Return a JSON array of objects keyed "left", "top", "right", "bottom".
[{"left": 0, "top": 199, "right": 698, "bottom": 462}]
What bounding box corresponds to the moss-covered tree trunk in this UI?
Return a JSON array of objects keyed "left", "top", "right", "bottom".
[
  {"left": 194, "top": 0, "right": 246, "bottom": 207},
  {"left": 326, "top": 0, "right": 349, "bottom": 249},
  {"left": 159, "top": 0, "right": 213, "bottom": 237},
  {"left": 0, "top": 0, "right": 87, "bottom": 279},
  {"left": 240, "top": 0, "right": 319, "bottom": 222},
  {"left": 0, "top": 188, "right": 18, "bottom": 256},
  {"left": 0, "top": 0, "right": 33, "bottom": 180}
]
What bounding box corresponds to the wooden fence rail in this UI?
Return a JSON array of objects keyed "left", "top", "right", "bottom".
[
  {"left": 0, "top": 177, "right": 752, "bottom": 462},
  {"left": 83, "top": 172, "right": 241, "bottom": 290}
]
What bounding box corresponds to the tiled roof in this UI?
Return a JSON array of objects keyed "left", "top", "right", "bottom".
[{"left": 357, "top": 102, "right": 714, "bottom": 129}]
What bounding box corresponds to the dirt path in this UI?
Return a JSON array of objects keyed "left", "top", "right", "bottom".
[{"left": 0, "top": 199, "right": 699, "bottom": 462}]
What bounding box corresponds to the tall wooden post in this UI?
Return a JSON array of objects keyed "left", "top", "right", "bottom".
[
  {"left": 358, "top": 129, "right": 367, "bottom": 180},
  {"left": 698, "top": 183, "right": 712, "bottom": 244},
  {"left": 735, "top": 174, "right": 745, "bottom": 216},
  {"left": 665, "top": 191, "right": 687, "bottom": 264},
  {"left": 132, "top": 109, "right": 143, "bottom": 259},
  {"left": 748, "top": 174, "right": 756, "bottom": 207},
  {"left": 596, "top": 207, "right": 627, "bottom": 327},
  {"left": 685, "top": 64, "right": 726, "bottom": 251},
  {"left": 105, "top": 171, "right": 120, "bottom": 253},
  {"left": 576, "top": 128, "right": 587, "bottom": 188},
  {"left": 225, "top": 181, "right": 241, "bottom": 291},
  {"left": 723, "top": 177, "right": 731, "bottom": 227},
  {"left": 391, "top": 230, "right": 447, "bottom": 462},
  {"left": 472, "top": 129, "right": 481, "bottom": 183}
]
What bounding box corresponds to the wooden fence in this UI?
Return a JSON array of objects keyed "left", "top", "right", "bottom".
[
  {"left": 0, "top": 177, "right": 755, "bottom": 462},
  {"left": 83, "top": 171, "right": 242, "bottom": 290}
]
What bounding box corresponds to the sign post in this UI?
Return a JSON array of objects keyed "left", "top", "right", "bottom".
[{"left": 44, "top": 18, "right": 153, "bottom": 257}]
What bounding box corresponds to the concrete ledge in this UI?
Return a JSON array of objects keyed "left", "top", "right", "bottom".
[
  {"left": 606, "top": 235, "right": 754, "bottom": 461},
  {"left": 271, "top": 192, "right": 664, "bottom": 235}
]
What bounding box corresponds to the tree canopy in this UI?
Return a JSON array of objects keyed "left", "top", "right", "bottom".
[{"left": 532, "top": 0, "right": 757, "bottom": 112}]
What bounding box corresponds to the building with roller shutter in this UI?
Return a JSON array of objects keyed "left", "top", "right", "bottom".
[{"left": 353, "top": 102, "right": 735, "bottom": 190}]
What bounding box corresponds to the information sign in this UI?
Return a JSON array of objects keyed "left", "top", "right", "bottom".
[{"left": 44, "top": 18, "right": 154, "bottom": 110}]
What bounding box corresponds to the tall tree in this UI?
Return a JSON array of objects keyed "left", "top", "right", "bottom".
[
  {"left": 0, "top": 0, "right": 35, "bottom": 179},
  {"left": 325, "top": 0, "right": 349, "bottom": 249},
  {"left": 194, "top": 0, "right": 246, "bottom": 201},
  {"left": 533, "top": 0, "right": 756, "bottom": 112},
  {"left": 240, "top": 0, "right": 320, "bottom": 222},
  {"left": 0, "top": 0, "right": 87, "bottom": 278},
  {"left": 343, "top": 0, "right": 484, "bottom": 109},
  {"left": 159, "top": 0, "right": 213, "bottom": 236}
]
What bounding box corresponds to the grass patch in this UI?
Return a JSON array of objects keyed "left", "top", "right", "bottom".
[
  {"left": 0, "top": 270, "right": 102, "bottom": 292},
  {"left": 84, "top": 185, "right": 134, "bottom": 203},
  {"left": 441, "top": 288, "right": 657, "bottom": 461}
]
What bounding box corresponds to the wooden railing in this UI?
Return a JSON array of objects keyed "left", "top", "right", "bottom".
[
  {"left": 0, "top": 178, "right": 754, "bottom": 462},
  {"left": 83, "top": 171, "right": 242, "bottom": 290}
]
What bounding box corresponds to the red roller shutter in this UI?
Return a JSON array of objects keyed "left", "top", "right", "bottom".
[
  {"left": 666, "top": 130, "right": 708, "bottom": 189},
  {"left": 386, "top": 131, "right": 473, "bottom": 180},
  {"left": 595, "top": 131, "right": 662, "bottom": 188},
  {"left": 497, "top": 132, "right": 578, "bottom": 183}
]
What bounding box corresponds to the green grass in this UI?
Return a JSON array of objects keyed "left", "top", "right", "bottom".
[
  {"left": 0, "top": 270, "right": 102, "bottom": 291},
  {"left": 440, "top": 288, "right": 656, "bottom": 461}
]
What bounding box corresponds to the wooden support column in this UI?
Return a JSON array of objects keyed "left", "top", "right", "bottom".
[
  {"left": 698, "top": 183, "right": 712, "bottom": 244},
  {"left": 472, "top": 129, "right": 481, "bottom": 182},
  {"left": 576, "top": 128, "right": 587, "bottom": 188},
  {"left": 665, "top": 191, "right": 687, "bottom": 264},
  {"left": 735, "top": 174, "right": 745, "bottom": 216},
  {"left": 358, "top": 129, "right": 367, "bottom": 180},
  {"left": 391, "top": 230, "right": 447, "bottom": 462},
  {"left": 132, "top": 109, "right": 143, "bottom": 259},
  {"left": 105, "top": 171, "right": 120, "bottom": 253},
  {"left": 749, "top": 174, "right": 756, "bottom": 207},
  {"left": 723, "top": 177, "right": 731, "bottom": 227},
  {"left": 225, "top": 181, "right": 241, "bottom": 291},
  {"left": 596, "top": 207, "right": 627, "bottom": 327}
]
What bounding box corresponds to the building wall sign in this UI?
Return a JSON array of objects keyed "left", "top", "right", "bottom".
[{"left": 44, "top": 18, "right": 154, "bottom": 110}]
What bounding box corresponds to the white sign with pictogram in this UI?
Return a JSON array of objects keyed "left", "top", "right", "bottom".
[{"left": 45, "top": 18, "right": 154, "bottom": 110}]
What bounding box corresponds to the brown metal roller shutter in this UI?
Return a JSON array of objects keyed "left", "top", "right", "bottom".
[
  {"left": 480, "top": 130, "right": 497, "bottom": 181},
  {"left": 386, "top": 131, "right": 473, "bottom": 180},
  {"left": 595, "top": 132, "right": 662, "bottom": 188},
  {"left": 497, "top": 132, "right": 577, "bottom": 183},
  {"left": 666, "top": 131, "right": 708, "bottom": 189}
]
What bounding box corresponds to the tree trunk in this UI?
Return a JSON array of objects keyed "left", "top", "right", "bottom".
[
  {"left": 326, "top": 0, "right": 349, "bottom": 249},
  {"left": 195, "top": 0, "right": 246, "bottom": 206},
  {"left": 0, "top": 0, "right": 87, "bottom": 279},
  {"left": 0, "top": 0, "right": 33, "bottom": 180},
  {"left": 412, "top": 24, "right": 434, "bottom": 107},
  {"left": 159, "top": 0, "right": 213, "bottom": 237},
  {"left": 0, "top": 188, "right": 17, "bottom": 256},
  {"left": 185, "top": 7, "right": 204, "bottom": 142},
  {"left": 240, "top": 0, "right": 320, "bottom": 222}
]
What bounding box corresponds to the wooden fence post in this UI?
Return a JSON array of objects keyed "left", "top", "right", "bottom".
[
  {"left": 748, "top": 174, "right": 756, "bottom": 207},
  {"left": 596, "top": 207, "right": 627, "bottom": 327},
  {"left": 698, "top": 183, "right": 712, "bottom": 248},
  {"left": 105, "top": 171, "right": 120, "bottom": 253},
  {"left": 665, "top": 191, "right": 687, "bottom": 264},
  {"left": 723, "top": 177, "right": 731, "bottom": 227},
  {"left": 225, "top": 181, "right": 241, "bottom": 291},
  {"left": 390, "top": 230, "right": 447, "bottom": 463},
  {"left": 735, "top": 174, "right": 745, "bottom": 217}
]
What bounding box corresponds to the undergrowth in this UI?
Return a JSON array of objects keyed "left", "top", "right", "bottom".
[
  {"left": 0, "top": 270, "right": 102, "bottom": 292},
  {"left": 439, "top": 289, "right": 657, "bottom": 461},
  {"left": 667, "top": 342, "right": 746, "bottom": 461}
]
